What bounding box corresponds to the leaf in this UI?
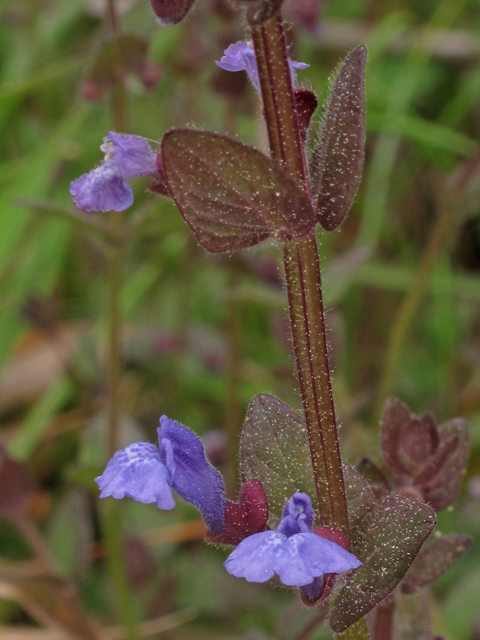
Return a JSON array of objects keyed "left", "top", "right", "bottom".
[
  {"left": 401, "top": 534, "right": 473, "bottom": 593},
  {"left": 330, "top": 493, "right": 436, "bottom": 633},
  {"left": 150, "top": 0, "right": 197, "bottom": 24},
  {"left": 393, "top": 590, "right": 432, "bottom": 640},
  {"left": 342, "top": 463, "right": 375, "bottom": 531},
  {"left": 422, "top": 418, "right": 469, "bottom": 511},
  {"left": 310, "top": 46, "right": 367, "bottom": 231},
  {"left": 294, "top": 89, "right": 318, "bottom": 141},
  {"left": 240, "top": 394, "right": 375, "bottom": 530},
  {"left": 381, "top": 397, "right": 413, "bottom": 476},
  {"left": 162, "top": 130, "right": 315, "bottom": 253},
  {"left": 240, "top": 394, "right": 317, "bottom": 525}
]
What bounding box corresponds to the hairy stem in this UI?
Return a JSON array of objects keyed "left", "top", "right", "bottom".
[{"left": 252, "top": 13, "right": 349, "bottom": 538}]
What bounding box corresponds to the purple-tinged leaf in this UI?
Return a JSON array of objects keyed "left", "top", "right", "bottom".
[
  {"left": 393, "top": 590, "right": 433, "bottom": 640},
  {"left": 246, "top": 0, "right": 284, "bottom": 26},
  {"left": 400, "top": 415, "right": 439, "bottom": 472},
  {"left": 357, "top": 457, "right": 391, "bottom": 489},
  {"left": 342, "top": 462, "right": 375, "bottom": 531},
  {"left": 240, "top": 394, "right": 375, "bottom": 531},
  {"left": 381, "top": 397, "right": 414, "bottom": 477},
  {"left": 310, "top": 46, "right": 367, "bottom": 231},
  {"left": 150, "top": 0, "right": 196, "bottom": 24},
  {"left": 330, "top": 494, "right": 436, "bottom": 633},
  {"left": 162, "top": 130, "right": 315, "bottom": 253},
  {"left": 240, "top": 394, "right": 317, "bottom": 525},
  {"left": 401, "top": 534, "right": 473, "bottom": 593},
  {"left": 294, "top": 89, "right": 318, "bottom": 142},
  {"left": 421, "top": 418, "right": 469, "bottom": 511}
]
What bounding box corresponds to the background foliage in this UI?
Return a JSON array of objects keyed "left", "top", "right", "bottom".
[{"left": 0, "top": 0, "right": 479, "bottom": 638}]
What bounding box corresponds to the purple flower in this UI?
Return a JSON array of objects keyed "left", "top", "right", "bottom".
[
  {"left": 216, "top": 41, "right": 309, "bottom": 94},
  {"left": 70, "top": 132, "right": 158, "bottom": 212},
  {"left": 224, "top": 493, "right": 361, "bottom": 587},
  {"left": 95, "top": 415, "right": 227, "bottom": 535}
]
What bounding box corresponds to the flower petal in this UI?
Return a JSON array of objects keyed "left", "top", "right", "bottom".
[
  {"left": 225, "top": 530, "right": 362, "bottom": 587},
  {"left": 70, "top": 167, "right": 133, "bottom": 212},
  {"left": 216, "top": 41, "right": 308, "bottom": 94},
  {"left": 105, "top": 132, "right": 157, "bottom": 179},
  {"left": 224, "top": 531, "right": 284, "bottom": 582},
  {"left": 276, "top": 533, "right": 362, "bottom": 586},
  {"left": 95, "top": 442, "right": 175, "bottom": 510},
  {"left": 158, "top": 416, "right": 226, "bottom": 535}
]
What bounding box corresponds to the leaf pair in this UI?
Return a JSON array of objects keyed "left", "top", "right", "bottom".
[
  {"left": 161, "top": 48, "right": 367, "bottom": 252},
  {"left": 239, "top": 394, "right": 436, "bottom": 632}
]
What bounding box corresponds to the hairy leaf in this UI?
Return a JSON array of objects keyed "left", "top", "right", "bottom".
[
  {"left": 393, "top": 590, "right": 432, "bottom": 640},
  {"left": 330, "top": 494, "right": 436, "bottom": 633},
  {"left": 310, "top": 46, "right": 367, "bottom": 231},
  {"left": 240, "top": 394, "right": 374, "bottom": 530},
  {"left": 150, "top": 0, "right": 196, "bottom": 24},
  {"left": 422, "top": 418, "right": 469, "bottom": 511},
  {"left": 381, "top": 397, "right": 414, "bottom": 476},
  {"left": 401, "top": 534, "right": 472, "bottom": 593},
  {"left": 240, "top": 394, "right": 317, "bottom": 524},
  {"left": 163, "top": 130, "right": 315, "bottom": 253}
]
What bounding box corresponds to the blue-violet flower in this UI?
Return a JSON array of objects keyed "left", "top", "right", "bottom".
[
  {"left": 70, "top": 132, "right": 158, "bottom": 213},
  {"left": 216, "top": 41, "right": 309, "bottom": 95},
  {"left": 95, "top": 415, "right": 227, "bottom": 535},
  {"left": 224, "top": 493, "right": 361, "bottom": 587}
]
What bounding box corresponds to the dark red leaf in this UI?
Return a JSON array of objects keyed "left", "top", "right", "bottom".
[
  {"left": 162, "top": 130, "right": 315, "bottom": 253},
  {"left": 207, "top": 479, "right": 269, "bottom": 545},
  {"left": 330, "top": 494, "right": 436, "bottom": 633},
  {"left": 149, "top": 154, "right": 171, "bottom": 197},
  {"left": 150, "top": 0, "right": 196, "bottom": 24},
  {"left": 310, "top": 46, "right": 367, "bottom": 231},
  {"left": 399, "top": 416, "right": 439, "bottom": 470},
  {"left": 294, "top": 89, "right": 318, "bottom": 142},
  {"left": 421, "top": 418, "right": 469, "bottom": 511},
  {"left": 381, "top": 397, "right": 414, "bottom": 476},
  {"left": 401, "top": 534, "right": 473, "bottom": 593}
]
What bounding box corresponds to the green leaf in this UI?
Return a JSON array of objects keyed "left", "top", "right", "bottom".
[
  {"left": 162, "top": 130, "right": 315, "bottom": 253},
  {"left": 330, "top": 493, "right": 436, "bottom": 633},
  {"left": 240, "top": 394, "right": 317, "bottom": 525},
  {"left": 240, "top": 394, "right": 375, "bottom": 529}
]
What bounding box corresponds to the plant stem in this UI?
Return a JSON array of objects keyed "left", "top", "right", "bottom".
[
  {"left": 102, "top": 3, "right": 139, "bottom": 640},
  {"left": 283, "top": 233, "right": 348, "bottom": 535},
  {"left": 252, "top": 14, "right": 349, "bottom": 538},
  {"left": 373, "top": 597, "right": 395, "bottom": 640}
]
